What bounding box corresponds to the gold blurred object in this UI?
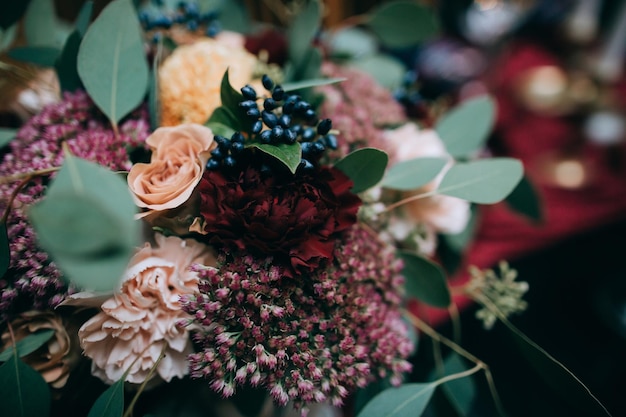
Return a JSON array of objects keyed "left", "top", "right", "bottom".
[
  {"left": 534, "top": 152, "right": 592, "bottom": 189},
  {"left": 514, "top": 65, "right": 572, "bottom": 115}
]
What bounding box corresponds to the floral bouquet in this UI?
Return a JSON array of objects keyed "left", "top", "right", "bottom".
[{"left": 0, "top": 1, "right": 612, "bottom": 417}]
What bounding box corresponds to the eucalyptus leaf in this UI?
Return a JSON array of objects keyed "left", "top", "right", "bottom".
[
  {"left": 287, "top": 0, "right": 321, "bottom": 76},
  {"left": 0, "top": 354, "right": 51, "bottom": 417},
  {"left": 219, "top": 0, "right": 250, "bottom": 34},
  {"left": 348, "top": 54, "right": 406, "bottom": 90},
  {"left": 0, "top": 128, "right": 17, "bottom": 148},
  {"left": 0, "top": 329, "right": 55, "bottom": 362},
  {"left": 55, "top": 31, "right": 83, "bottom": 92},
  {"left": 24, "top": 0, "right": 71, "bottom": 48},
  {"left": 327, "top": 27, "right": 379, "bottom": 60},
  {"left": 381, "top": 157, "right": 447, "bottom": 191},
  {"left": 333, "top": 148, "right": 388, "bottom": 194},
  {"left": 365, "top": 1, "right": 439, "bottom": 49},
  {"left": 249, "top": 143, "right": 302, "bottom": 175},
  {"left": 8, "top": 46, "right": 61, "bottom": 67},
  {"left": 437, "top": 158, "right": 524, "bottom": 204},
  {"left": 0, "top": 222, "right": 8, "bottom": 278},
  {"left": 357, "top": 383, "right": 436, "bottom": 417},
  {"left": 0, "top": 1, "right": 31, "bottom": 30},
  {"left": 354, "top": 378, "right": 393, "bottom": 416},
  {"left": 436, "top": 96, "right": 496, "bottom": 158},
  {"left": 149, "top": 36, "right": 163, "bottom": 130},
  {"left": 206, "top": 122, "right": 236, "bottom": 139},
  {"left": 219, "top": 69, "right": 247, "bottom": 129},
  {"left": 77, "top": 0, "right": 149, "bottom": 129},
  {"left": 75, "top": 1, "right": 94, "bottom": 37},
  {"left": 282, "top": 77, "right": 346, "bottom": 92},
  {"left": 87, "top": 379, "right": 124, "bottom": 417},
  {"left": 428, "top": 354, "right": 476, "bottom": 416},
  {"left": 207, "top": 106, "right": 244, "bottom": 134},
  {"left": 504, "top": 175, "right": 543, "bottom": 222},
  {"left": 399, "top": 251, "right": 450, "bottom": 308},
  {"left": 0, "top": 25, "right": 18, "bottom": 53}
]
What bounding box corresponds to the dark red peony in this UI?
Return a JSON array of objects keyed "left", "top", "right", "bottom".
[{"left": 198, "top": 163, "right": 361, "bottom": 274}]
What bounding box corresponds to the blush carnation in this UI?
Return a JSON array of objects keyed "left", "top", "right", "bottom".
[
  {"left": 76, "top": 234, "right": 216, "bottom": 385},
  {"left": 181, "top": 224, "right": 413, "bottom": 412},
  {"left": 197, "top": 162, "right": 361, "bottom": 274}
]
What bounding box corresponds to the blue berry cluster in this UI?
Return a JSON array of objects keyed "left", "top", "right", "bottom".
[
  {"left": 139, "top": 1, "right": 221, "bottom": 38},
  {"left": 205, "top": 132, "right": 245, "bottom": 171}
]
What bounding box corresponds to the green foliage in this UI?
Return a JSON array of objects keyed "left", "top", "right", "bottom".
[
  {"left": 149, "top": 36, "right": 163, "bottom": 130},
  {"left": 441, "top": 206, "right": 479, "bottom": 254},
  {"left": 286, "top": 0, "right": 321, "bottom": 80},
  {"left": 219, "top": 69, "right": 248, "bottom": 129},
  {"left": 29, "top": 154, "right": 140, "bottom": 292},
  {"left": 0, "top": 221, "right": 8, "bottom": 278},
  {"left": 8, "top": 46, "right": 61, "bottom": 67},
  {"left": 0, "top": 329, "right": 55, "bottom": 362},
  {"left": 77, "top": 0, "right": 149, "bottom": 130},
  {"left": 249, "top": 143, "right": 302, "bottom": 175},
  {"left": 428, "top": 354, "right": 476, "bottom": 415},
  {"left": 399, "top": 251, "right": 451, "bottom": 308},
  {"left": 0, "top": 353, "right": 51, "bottom": 417},
  {"left": 354, "top": 378, "right": 394, "bottom": 415},
  {"left": 437, "top": 158, "right": 524, "bottom": 204},
  {"left": 282, "top": 77, "right": 346, "bottom": 92},
  {"left": 348, "top": 54, "right": 406, "bottom": 90},
  {"left": 24, "top": 0, "right": 71, "bottom": 48},
  {"left": 87, "top": 379, "right": 124, "bottom": 417},
  {"left": 505, "top": 175, "right": 544, "bottom": 222},
  {"left": 333, "top": 148, "right": 388, "bottom": 194},
  {"left": 219, "top": 0, "right": 251, "bottom": 34},
  {"left": 55, "top": 31, "right": 83, "bottom": 92},
  {"left": 0, "top": 24, "right": 17, "bottom": 53},
  {"left": 364, "top": 1, "right": 439, "bottom": 49},
  {"left": 357, "top": 383, "right": 436, "bottom": 417},
  {"left": 0, "top": 128, "right": 17, "bottom": 148},
  {"left": 0, "top": 1, "right": 32, "bottom": 30},
  {"left": 436, "top": 96, "right": 496, "bottom": 158},
  {"left": 382, "top": 157, "right": 447, "bottom": 191},
  {"left": 75, "top": 1, "right": 94, "bottom": 37}
]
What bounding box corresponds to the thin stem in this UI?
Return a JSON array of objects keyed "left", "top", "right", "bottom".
[
  {"left": 448, "top": 302, "right": 462, "bottom": 344},
  {"left": 483, "top": 367, "right": 509, "bottom": 417},
  {"left": 382, "top": 190, "right": 438, "bottom": 213},
  {"left": 0, "top": 167, "right": 59, "bottom": 185},
  {"left": 122, "top": 346, "right": 167, "bottom": 417},
  {"left": 431, "top": 362, "right": 482, "bottom": 386},
  {"left": 1, "top": 176, "right": 33, "bottom": 224}
]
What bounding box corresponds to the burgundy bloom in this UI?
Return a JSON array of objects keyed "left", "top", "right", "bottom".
[
  {"left": 198, "top": 163, "right": 361, "bottom": 274},
  {"left": 244, "top": 28, "right": 288, "bottom": 65}
]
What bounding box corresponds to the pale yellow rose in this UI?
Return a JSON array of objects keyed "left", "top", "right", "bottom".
[
  {"left": 159, "top": 38, "right": 257, "bottom": 126},
  {"left": 382, "top": 123, "right": 470, "bottom": 234},
  {"left": 127, "top": 123, "right": 215, "bottom": 211},
  {"left": 76, "top": 234, "right": 216, "bottom": 385}
]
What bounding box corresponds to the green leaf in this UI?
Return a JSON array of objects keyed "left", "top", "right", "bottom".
[
  {"left": 428, "top": 354, "right": 476, "bottom": 415},
  {"left": 287, "top": 0, "right": 321, "bottom": 76},
  {"left": 24, "top": 0, "right": 71, "bottom": 48},
  {"left": 0, "top": 128, "right": 17, "bottom": 148},
  {"left": 8, "top": 46, "right": 61, "bottom": 67},
  {"left": 55, "top": 31, "right": 82, "bottom": 92},
  {"left": 206, "top": 122, "right": 235, "bottom": 139},
  {"left": 219, "top": 0, "right": 250, "bottom": 34},
  {"left": 333, "top": 148, "right": 388, "bottom": 194},
  {"left": 77, "top": 0, "right": 149, "bottom": 128},
  {"left": 75, "top": 1, "right": 94, "bottom": 37},
  {"left": 0, "top": 329, "right": 55, "bottom": 362},
  {"left": 0, "top": 354, "right": 51, "bottom": 417},
  {"left": 29, "top": 154, "right": 139, "bottom": 292},
  {"left": 436, "top": 96, "right": 495, "bottom": 158},
  {"left": 282, "top": 77, "right": 346, "bottom": 92},
  {"left": 207, "top": 106, "right": 243, "bottom": 134},
  {"left": 327, "top": 27, "right": 379, "bottom": 60},
  {"left": 87, "top": 379, "right": 124, "bottom": 417},
  {"left": 219, "top": 69, "right": 247, "bottom": 124},
  {"left": 0, "top": 1, "right": 31, "bottom": 30},
  {"left": 348, "top": 54, "right": 407, "bottom": 90},
  {"left": 149, "top": 35, "right": 163, "bottom": 130},
  {"left": 437, "top": 158, "right": 524, "bottom": 204},
  {"left": 354, "top": 378, "right": 393, "bottom": 415},
  {"left": 365, "top": 1, "right": 439, "bottom": 49},
  {"left": 381, "top": 157, "right": 447, "bottom": 191},
  {"left": 249, "top": 143, "right": 302, "bottom": 175},
  {"left": 0, "top": 25, "right": 18, "bottom": 53},
  {"left": 399, "top": 251, "right": 450, "bottom": 308},
  {"left": 357, "top": 383, "right": 436, "bottom": 417},
  {"left": 0, "top": 222, "right": 8, "bottom": 278},
  {"left": 504, "top": 175, "right": 543, "bottom": 222}
]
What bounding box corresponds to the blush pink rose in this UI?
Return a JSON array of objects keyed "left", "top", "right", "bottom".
[
  {"left": 128, "top": 124, "right": 216, "bottom": 211},
  {"left": 76, "top": 234, "right": 216, "bottom": 385},
  {"left": 382, "top": 123, "right": 470, "bottom": 234}
]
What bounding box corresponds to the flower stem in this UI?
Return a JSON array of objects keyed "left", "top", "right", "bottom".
[
  {"left": 382, "top": 190, "right": 438, "bottom": 213},
  {"left": 122, "top": 346, "right": 167, "bottom": 417},
  {"left": 0, "top": 167, "right": 59, "bottom": 185}
]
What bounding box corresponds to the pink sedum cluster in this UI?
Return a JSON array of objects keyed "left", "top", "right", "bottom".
[{"left": 181, "top": 224, "right": 413, "bottom": 413}]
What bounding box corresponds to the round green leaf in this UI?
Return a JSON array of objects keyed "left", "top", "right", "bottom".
[
  {"left": 382, "top": 157, "right": 447, "bottom": 190},
  {"left": 437, "top": 158, "right": 524, "bottom": 204},
  {"left": 505, "top": 175, "right": 544, "bottom": 222},
  {"left": 365, "top": 1, "right": 439, "bottom": 49},
  {"left": 436, "top": 95, "right": 496, "bottom": 158},
  {"left": 24, "top": 0, "right": 71, "bottom": 48},
  {"left": 0, "top": 354, "right": 51, "bottom": 417},
  {"left": 8, "top": 46, "right": 61, "bottom": 67},
  {"left": 249, "top": 143, "right": 302, "bottom": 175},
  {"left": 77, "top": 0, "right": 149, "bottom": 127},
  {"left": 357, "top": 383, "right": 436, "bottom": 417},
  {"left": 55, "top": 31, "right": 83, "bottom": 92},
  {"left": 399, "top": 251, "right": 451, "bottom": 308},
  {"left": 333, "top": 148, "right": 388, "bottom": 194},
  {"left": 87, "top": 379, "right": 124, "bottom": 417},
  {"left": 348, "top": 54, "right": 406, "bottom": 90},
  {"left": 287, "top": 0, "right": 321, "bottom": 72},
  {"left": 0, "top": 128, "right": 16, "bottom": 148},
  {"left": 428, "top": 354, "right": 476, "bottom": 415},
  {"left": 0, "top": 329, "right": 55, "bottom": 362}
]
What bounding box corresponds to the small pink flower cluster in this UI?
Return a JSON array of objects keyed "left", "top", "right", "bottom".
[{"left": 181, "top": 224, "right": 413, "bottom": 412}]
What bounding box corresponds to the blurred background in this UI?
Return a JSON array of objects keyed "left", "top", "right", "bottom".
[{"left": 2, "top": 1, "right": 626, "bottom": 416}]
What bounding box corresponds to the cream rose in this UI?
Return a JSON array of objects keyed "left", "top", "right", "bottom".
[
  {"left": 76, "top": 234, "right": 216, "bottom": 385},
  {"left": 128, "top": 123, "right": 215, "bottom": 211},
  {"left": 382, "top": 123, "right": 470, "bottom": 234}
]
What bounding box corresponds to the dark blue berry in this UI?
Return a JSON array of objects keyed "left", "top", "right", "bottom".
[
  {"left": 231, "top": 132, "right": 245, "bottom": 143},
  {"left": 313, "top": 141, "right": 326, "bottom": 153},
  {"left": 263, "top": 98, "right": 278, "bottom": 111},
  {"left": 279, "top": 114, "right": 291, "bottom": 128},
  {"left": 282, "top": 100, "right": 295, "bottom": 115},
  {"left": 272, "top": 86, "right": 285, "bottom": 101},
  {"left": 290, "top": 124, "right": 303, "bottom": 136},
  {"left": 298, "top": 159, "right": 314, "bottom": 171},
  {"left": 231, "top": 141, "right": 245, "bottom": 154},
  {"left": 262, "top": 75, "right": 274, "bottom": 90},
  {"left": 301, "top": 142, "right": 314, "bottom": 156},
  {"left": 239, "top": 100, "right": 257, "bottom": 109},
  {"left": 206, "top": 159, "right": 220, "bottom": 170},
  {"left": 317, "top": 118, "right": 332, "bottom": 135},
  {"left": 260, "top": 130, "right": 272, "bottom": 143},
  {"left": 271, "top": 126, "right": 284, "bottom": 141},
  {"left": 241, "top": 85, "right": 257, "bottom": 100},
  {"left": 260, "top": 164, "right": 272, "bottom": 174},
  {"left": 215, "top": 135, "right": 230, "bottom": 150},
  {"left": 210, "top": 147, "right": 224, "bottom": 160},
  {"left": 251, "top": 120, "right": 263, "bottom": 134},
  {"left": 151, "top": 32, "right": 162, "bottom": 44},
  {"left": 246, "top": 108, "right": 260, "bottom": 119},
  {"left": 323, "top": 134, "right": 338, "bottom": 150},
  {"left": 206, "top": 22, "right": 220, "bottom": 37},
  {"left": 223, "top": 156, "right": 236, "bottom": 167},
  {"left": 284, "top": 128, "right": 297, "bottom": 143},
  {"left": 261, "top": 111, "right": 278, "bottom": 128},
  {"left": 153, "top": 15, "right": 172, "bottom": 29},
  {"left": 187, "top": 20, "right": 198, "bottom": 31},
  {"left": 294, "top": 101, "right": 310, "bottom": 113},
  {"left": 304, "top": 109, "right": 316, "bottom": 120},
  {"left": 302, "top": 127, "right": 316, "bottom": 142}
]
